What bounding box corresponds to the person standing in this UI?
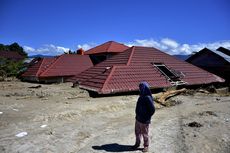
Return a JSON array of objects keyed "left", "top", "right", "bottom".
[{"left": 133, "top": 81, "right": 155, "bottom": 152}]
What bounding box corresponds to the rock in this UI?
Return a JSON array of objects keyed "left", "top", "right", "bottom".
[
  {"left": 187, "top": 121, "right": 203, "bottom": 127},
  {"left": 28, "top": 85, "right": 42, "bottom": 89}
]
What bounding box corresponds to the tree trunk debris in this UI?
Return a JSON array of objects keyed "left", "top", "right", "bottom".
[{"left": 154, "top": 88, "right": 187, "bottom": 106}]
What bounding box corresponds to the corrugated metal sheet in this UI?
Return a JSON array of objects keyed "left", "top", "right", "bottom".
[
  {"left": 84, "top": 41, "right": 129, "bottom": 55},
  {"left": 73, "top": 46, "right": 224, "bottom": 94}
]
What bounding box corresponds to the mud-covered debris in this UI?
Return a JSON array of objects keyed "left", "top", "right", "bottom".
[
  {"left": 199, "top": 111, "right": 218, "bottom": 117},
  {"left": 165, "top": 99, "right": 182, "bottom": 107},
  {"left": 187, "top": 121, "right": 203, "bottom": 127},
  {"left": 184, "top": 90, "right": 195, "bottom": 95},
  {"left": 215, "top": 87, "right": 229, "bottom": 95},
  {"left": 206, "top": 85, "right": 216, "bottom": 93}
]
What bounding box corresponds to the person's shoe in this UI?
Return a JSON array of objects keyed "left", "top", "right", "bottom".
[{"left": 142, "top": 147, "right": 148, "bottom": 152}]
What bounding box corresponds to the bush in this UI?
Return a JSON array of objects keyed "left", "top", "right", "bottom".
[{"left": 0, "top": 57, "right": 24, "bottom": 77}]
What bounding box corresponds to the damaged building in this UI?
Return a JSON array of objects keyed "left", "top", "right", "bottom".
[
  {"left": 84, "top": 41, "right": 129, "bottom": 65},
  {"left": 70, "top": 46, "right": 224, "bottom": 94},
  {"left": 186, "top": 47, "right": 230, "bottom": 83},
  {"left": 21, "top": 54, "right": 93, "bottom": 83}
]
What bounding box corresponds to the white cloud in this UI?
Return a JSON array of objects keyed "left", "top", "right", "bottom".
[
  {"left": 161, "top": 38, "right": 179, "bottom": 48},
  {"left": 125, "top": 38, "right": 230, "bottom": 55},
  {"left": 77, "top": 43, "right": 96, "bottom": 51},
  {"left": 23, "top": 44, "right": 69, "bottom": 56},
  {"left": 126, "top": 39, "right": 162, "bottom": 48},
  {"left": 24, "top": 39, "right": 230, "bottom": 56},
  {"left": 23, "top": 46, "right": 35, "bottom": 52}
]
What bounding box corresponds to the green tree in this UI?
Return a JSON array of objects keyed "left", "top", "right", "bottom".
[
  {"left": 0, "top": 57, "right": 24, "bottom": 77},
  {"left": 8, "top": 42, "right": 27, "bottom": 56},
  {"left": 0, "top": 44, "right": 8, "bottom": 51},
  {"left": 0, "top": 43, "right": 27, "bottom": 79},
  {"left": 0, "top": 42, "right": 27, "bottom": 57}
]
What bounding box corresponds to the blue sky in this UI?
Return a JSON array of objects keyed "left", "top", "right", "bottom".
[{"left": 1, "top": 0, "right": 230, "bottom": 55}]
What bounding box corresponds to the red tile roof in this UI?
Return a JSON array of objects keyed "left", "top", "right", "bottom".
[
  {"left": 0, "top": 51, "right": 24, "bottom": 61},
  {"left": 84, "top": 41, "right": 129, "bottom": 55},
  {"left": 21, "top": 58, "right": 56, "bottom": 77},
  {"left": 72, "top": 46, "right": 224, "bottom": 94},
  {"left": 21, "top": 54, "right": 93, "bottom": 80},
  {"left": 40, "top": 54, "right": 93, "bottom": 77}
]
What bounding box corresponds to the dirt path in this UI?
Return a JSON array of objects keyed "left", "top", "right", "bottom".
[{"left": 0, "top": 81, "right": 229, "bottom": 153}]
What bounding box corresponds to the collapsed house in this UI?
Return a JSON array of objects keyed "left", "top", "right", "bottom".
[
  {"left": 71, "top": 46, "right": 224, "bottom": 94},
  {"left": 84, "top": 41, "right": 129, "bottom": 64},
  {"left": 186, "top": 47, "right": 230, "bottom": 83},
  {"left": 21, "top": 54, "right": 93, "bottom": 83}
]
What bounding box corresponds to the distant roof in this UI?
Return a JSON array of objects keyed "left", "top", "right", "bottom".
[
  {"left": 21, "top": 54, "right": 93, "bottom": 78},
  {"left": 217, "top": 47, "right": 230, "bottom": 56},
  {"left": 0, "top": 51, "right": 24, "bottom": 61},
  {"left": 187, "top": 48, "right": 230, "bottom": 63},
  {"left": 211, "top": 49, "right": 230, "bottom": 63},
  {"left": 71, "top": 46, "right": 224, "bottom": 94},
  {"left": 84, "top": 41, "right": 129, "bottom": 55}
]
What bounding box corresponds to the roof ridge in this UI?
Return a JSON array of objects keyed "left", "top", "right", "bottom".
[
  {"left": 35, "top": 58, "right": 45, "bottom": 77},
  {"left": 106, "top": 41, "right": 113, "bottom": 53},
  {"left": 100, "top": 65, "right": 116, "bottom": 94},
  {"left": 39, "top": 56, "right": 61, "bottom": 76},
  {"left": 107, "top": 41, "right": 128, "bottom": 52},
  {"left": 86, "top": 41, "right": 109, "bottom": 52},
  {"left": 126, "top": 46, "right": 135, "bottom": 66}
]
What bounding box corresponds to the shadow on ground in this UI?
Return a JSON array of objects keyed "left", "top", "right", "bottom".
[{"left": 92, "top": 143, "right": 142, "bottom": 152}]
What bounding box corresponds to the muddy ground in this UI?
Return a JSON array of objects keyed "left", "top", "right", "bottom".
[{"left": 0, "top": 80, "right": 229, "bottom": 153}]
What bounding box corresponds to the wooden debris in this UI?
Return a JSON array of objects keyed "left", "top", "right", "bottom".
[
  {"left": 66, "top": 96, "right": 78, "bottom": 100},
  {"left": 16, "top": 96, "right": 32, "bottom": 100},
  {"left": 155, "top": 88, "right": 186, "bottom": 106},
  {"left": 197, "top": 89, "right": 210, "bottom": 94},
  {"left": 66, "top": 95, "right": 86, "bottom": 99}
]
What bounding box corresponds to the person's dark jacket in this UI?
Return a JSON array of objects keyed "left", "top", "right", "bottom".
[{"left": 135, "top": 82, "right": 155, "bottom": 124}]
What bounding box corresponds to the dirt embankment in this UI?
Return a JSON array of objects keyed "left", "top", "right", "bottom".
[{"left": 0, "top": 80, "right": 229, "bottom": 153}]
